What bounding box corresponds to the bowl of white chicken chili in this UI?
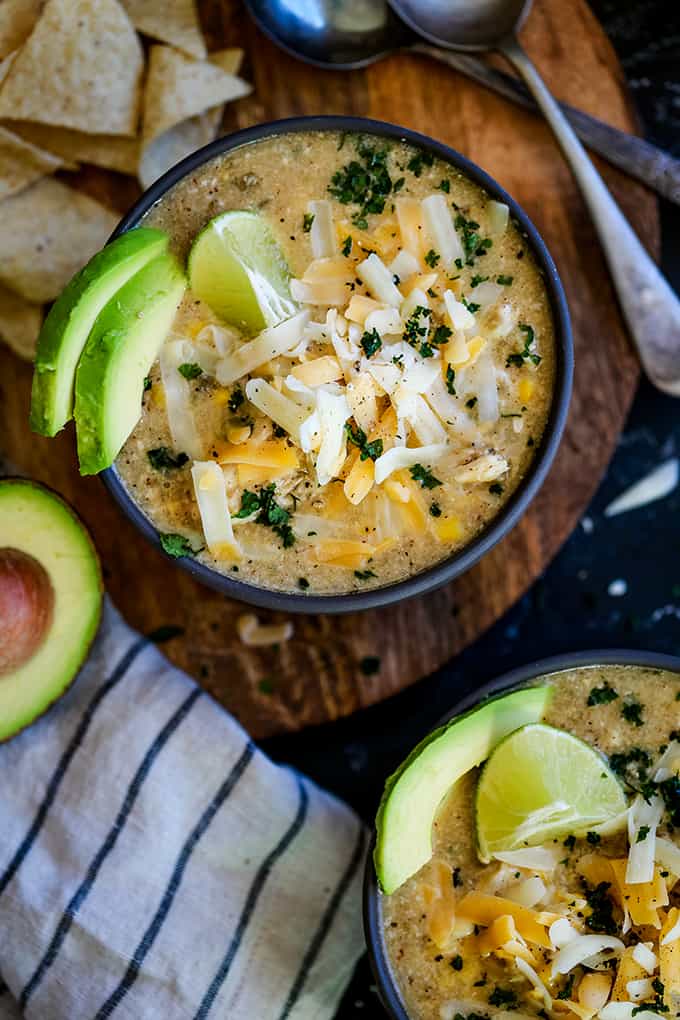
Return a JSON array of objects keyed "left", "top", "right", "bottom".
[{"left": 102, "top": 116, "right": 573, "bottom": 612}]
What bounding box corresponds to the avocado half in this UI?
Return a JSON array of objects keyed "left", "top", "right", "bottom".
[
  {"left": 374, "top": 685, "right": 552, "bottom": 895},
  {"left": 0, "top": 479, "right": 103, "bottom": 742},
  {"left": 30, "top": 227, "right": 169, "bottom": 438}
]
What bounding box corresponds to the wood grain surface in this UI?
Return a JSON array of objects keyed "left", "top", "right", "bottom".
[{"left": 0, "top": 0, "right": 658, "bottom": 738}]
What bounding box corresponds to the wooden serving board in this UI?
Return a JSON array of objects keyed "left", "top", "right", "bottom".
[{"left": 0, "top": 0, "right": 658, "bottom": 738}]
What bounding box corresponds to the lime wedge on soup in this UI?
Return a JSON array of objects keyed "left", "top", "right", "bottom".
[
  {"left": 188, "top": 209, "right": 296, "bottom": 334},
  {"left": 374, "top": 686, "right": 551, "bottom": 895},
  {"left": 30, "top": 228, "right": 169, "bottom": 437},
  {"left": 475, "top": 722, "right": 627, "bottom": 862},
  {"left": 74, "top": 253, "right": 186, "bottom": 475}
]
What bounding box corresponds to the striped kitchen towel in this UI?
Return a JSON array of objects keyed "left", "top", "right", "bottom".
[{"left": 0, "top": 599, "right": 366, "bottom": 1020}]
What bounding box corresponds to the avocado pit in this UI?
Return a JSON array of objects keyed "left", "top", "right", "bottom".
[{"left": 0, "top": 547, "right": 55, "bottom": 674}]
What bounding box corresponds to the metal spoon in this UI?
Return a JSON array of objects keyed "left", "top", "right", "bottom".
[
  {"left": 245, "top": 0, "right": 680, "bottom": 393},
  {"left": 244, "top": 0, "right": 680, "bottom": 206},
  {"left": 388, "top": 0, "right": 680, "bottom": 394}
]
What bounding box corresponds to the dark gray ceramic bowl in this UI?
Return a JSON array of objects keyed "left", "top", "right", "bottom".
[
  {"left": 363, "top": 648, "right": 680, "bottom": 1020},
  {"left": 101, "top": 115, "right": 573, "bottom": 614}
]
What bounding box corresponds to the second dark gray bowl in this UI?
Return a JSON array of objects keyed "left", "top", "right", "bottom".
[{"left": 362, "top": 648, "right": 680, "bottom": 1020}]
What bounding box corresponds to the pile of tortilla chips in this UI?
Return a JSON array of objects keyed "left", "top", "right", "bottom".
[{"left": 0, "top": 0, "right": 250, "bottom": 360}]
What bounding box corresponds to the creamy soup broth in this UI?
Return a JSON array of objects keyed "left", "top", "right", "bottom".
[
  {"left": 116, "top": 131, "right": 556, "bottom": 594},
  {"left": 383, "top": 665, "right": 680, "bottom": 1020}
]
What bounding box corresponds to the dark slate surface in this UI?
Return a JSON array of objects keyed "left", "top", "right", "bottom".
[{"left": 260, "top": 2, "right": 680, "bottom": 1014}]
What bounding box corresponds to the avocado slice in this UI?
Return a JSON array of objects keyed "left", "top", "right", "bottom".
[
  {"left": 0, "top": 479, "right": 102, "bottom": 742},
  {"left": 74, "top": 252, "right": 186, "bottom": 475},
  {"left": 374, "top": 686, "right": 552, "bottom": 894},
  {"left": 30, "top": 227, "right": 169, "bottom": 438}
]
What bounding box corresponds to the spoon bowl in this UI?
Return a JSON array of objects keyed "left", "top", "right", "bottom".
[
  {"left": 389, "top": 0, "right": 531, "bottom": 50},
  {"left": 244, "top": 0, "right": 410, "bottom": 69}
]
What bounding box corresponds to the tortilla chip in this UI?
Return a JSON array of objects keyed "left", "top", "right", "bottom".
[
  {"left": 120, "top": 0, "right": 206, "bottom": 60},
  {"left": 0, "top": 177, "right": 117, "bottom": 303},
  {"left": 210, "top": 48, "right": 245, "bottom": 76},
  {"left": 0, "top": 124, "right": 72, "bottom": 199},
  {"left": 0, "top": 0, "right": 43, "bottom": 59},
  {"left": 142, "top": 45, "right": 251, "bottom": 144},
  {"left": 0, "top": 0, "right": 143, "bottom": 136},
  {"left": 8, "top": 122, "right": 139, "bottom": 175},
  {"left": 139, "top": 106, "right": 223, "bottom": 189},
  {"left": 0, "top": 283, "right": 42, "bottom": 360}
]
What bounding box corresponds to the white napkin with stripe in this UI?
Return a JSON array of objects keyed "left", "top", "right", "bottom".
[{"left": 0, "top": 599, "right": 366, "bottom": 1020}]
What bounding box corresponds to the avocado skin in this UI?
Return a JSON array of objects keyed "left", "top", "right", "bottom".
[
  {"left": 74, "top": 253, "right": 186, "bottom": 475},
  {"left": 0, "top": 479, "right": 102, "bottom": 743},
  {"left": 30, "top": 227, "right": 168, "bottom": 437}
]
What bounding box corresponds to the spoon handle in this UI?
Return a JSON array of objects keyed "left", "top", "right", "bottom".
[
  {"left": 411, "top": 43, "right": 680, "bottom": 207},
  {"left": 498, "top": 35, "right": 680, "bottom": 396}
]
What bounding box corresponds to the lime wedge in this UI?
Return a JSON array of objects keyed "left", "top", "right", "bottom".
[
  {"left": 188, "top": 210, "right": 297, "bottom": 334},
  {"left": 475, "top": 723, "right": 627, "bottom": 862}
]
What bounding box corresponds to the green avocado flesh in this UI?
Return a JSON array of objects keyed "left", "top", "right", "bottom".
[
  {"left": 74, "top": 252, "right": 186, "bottom": 475},
  {"left": 373, "top": 686, "right": 552, "bottom": 894},
  {"left": 30, "top": 228, "right": 168, "bottom": 438},
  {"left": 0, "top": 480, "right": 102, "bottom": 742}
]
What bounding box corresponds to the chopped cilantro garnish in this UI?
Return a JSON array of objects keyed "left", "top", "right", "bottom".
[
  {"left": 563, "top": 834, "right": 576, "bottom": 850},
  {"left": 454, "top": 212, "right": 492, "bottom": 265},
  {"left": 497, "top": 274, "right": 514, "bottom": 285},
  {"left": 584, "top": 881, "right": 617, "bottom": 934},
  {"left": 410, "top": 463, "right": 442, "bottom": 489},
  {"left": 489, "top": 482, "right": 504, "bottom": 496},
  {"left": 445, "top": 365, "right": 456, "bottom": 395},
  {"left": 586, "top": 831, "right": 601, "bottom": 845},
  {"left": 406, "top": 150, "right": 434, "bottom": 177},
  {"left": 587, "top": 681, "right": 619, "bottom": 706},
  {"left": 432, "top": 324, "right": 452, "bottom": 346},
  {"left": 451, "top": 954, "right": 463, "bottom": 971},
  {"left": 328, "top": 140, "right": 394, "bottom": 227},
  {"left": 233, "top": 484, "right": 295, "bottom": 548},
  {"left": 402, "top": 305, "right": 431, "bottom": 349},
  {"left": 636, "top": 825, "right": 651, "bottom": 843},
  {"left": 429, "top": 502, "right": 442, "bottom": 518},
  {"left": 424, "top": 248, "right": 440, "bottom": 268},
  {"left": 147, "top": 447, "right": 188, "bottom": 470},
  {"left": 298, "top": 577, "right": 310, "bottom": 590},
  {"left": 345, "top": 422, "right": 383, "bottom": 461},
  {"left": 303, "top": 212, "right": 315, "bottom": 232},
  {"left": 438, "top": 179, "right": 450, "bottom": 193},
  {"left": 393, "top": 176, "right": 405, "bottom": 193},
  {"left": 466, "top": 397, "right": 478, "bottom": 409},
  {"left": 622, "top": 699, "right": 644, "bottom": 727},
  {"left": 488, "top": 987, "right": 517, "bottom": 1008},
  {"left": 461, "top": 296, "right": 480, "bottom": 314},
  {"left": 557, "top": 974, "right": 575, "bottom": 1000},
  {"left": 354, "top": 569, "right": 377, "bottom": 581},
  {"left": 272, "top": 423, "right": 287, "bottom": 438},
  {"left": 159, "top": 533, "right": 197, "bottom": 558},
  {"left": 470, "top": 274, "right": 488, "bottom": 288},
  {"left": 178, "top": 362, "right": 203, "bottom": 380},
  {"left": 143, "top": 375, "right": 152, "bottom": 392},
  {"left": 506, "top": 323, "right": 541, "bottom": 367},
  {"left": 361, "top": 327, "right": 382, "bottom": 358},
  {"left": 341, "top": 235, "right": 353, "bottom": 256},
  {"left": 228, "top": 385, "right": 245, "bottom": 413}
]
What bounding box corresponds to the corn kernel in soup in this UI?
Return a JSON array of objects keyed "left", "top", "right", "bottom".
[{"left": 116, "top": 131, "right": 556, "bottom": 595}]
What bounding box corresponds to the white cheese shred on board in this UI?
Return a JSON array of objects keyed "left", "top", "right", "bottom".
[
  {"left": 604, "top": 458, "right": 679, "bottom": 517},
  {"left": 236, "top": 613, "right": 294, "bottom": 647}
]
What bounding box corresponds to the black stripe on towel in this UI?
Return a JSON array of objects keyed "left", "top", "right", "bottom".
[
  {"left": 93, "top": 740, "right": 256, "bottom": 1020},
  {"left": 20, "top": 687, "right": 201, "bottom": 1009},
  {"left": 277, "top": 823, "right": 366, "bottom": 1020},
  {"left": 0, "top": 638, "right": 147, "bottom": 900},
  {"left": 193, "top": 773, "right": 309, "bottom": 1020}
]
